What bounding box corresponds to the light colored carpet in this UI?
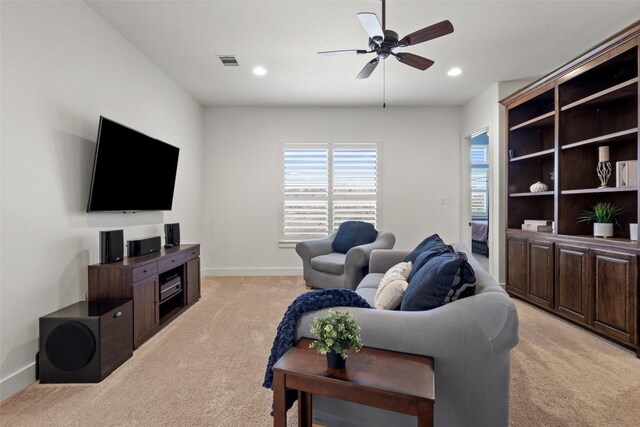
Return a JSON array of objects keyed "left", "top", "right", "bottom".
[
  {"left": 1, "top": 276, "right": 639, "bottom": 426},
  {"left": 510, "top": 299, "right": 640, "bottom": 427}
]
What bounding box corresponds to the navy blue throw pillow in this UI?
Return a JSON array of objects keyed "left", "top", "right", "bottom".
[
  {"left": 404, "top": 234, "right": 447, "bottom": 264},
  {"left": 332, "top": 221, "right": 378, "bottom": 254},
  {"left": 407, "top": 244, "right": 454, "bottom": 281},
  {"left": 400, "top": 251, "right": 476, "bottom": 311}
]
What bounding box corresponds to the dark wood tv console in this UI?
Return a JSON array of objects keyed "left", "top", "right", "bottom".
[{"left": 88, "top": 244, "right": 201, "bottom": 348}]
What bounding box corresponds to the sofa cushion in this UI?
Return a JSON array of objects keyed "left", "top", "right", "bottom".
[
  {"left": 401, "top": 251, "right": 476, "bottom": 311},
  {"left": 374, "top": 262, "right": 412, "bottom": 310},
  {"left": 355, "top": 287, "right": 377, "bottom": 307},
  {"left": 311, "top": 253, "right": 347, "bottom": 275},
  {"left": 404, "top": 234, "right": 447, "bottom": 264},
  {"left": 357, "top": 273, "right": 385, "bottom": 290},
  {"left": 332, "top": 221, "right": 378, "bottom": 254}
]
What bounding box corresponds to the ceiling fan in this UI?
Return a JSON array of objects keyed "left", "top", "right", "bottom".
[{"left": 318, "top": 0, "right": 454, "bottom": 80}]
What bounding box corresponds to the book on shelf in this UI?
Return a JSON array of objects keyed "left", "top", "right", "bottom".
[
  {"left": 522, "top": 224, "right": 552, "bottom": 232},
  {"left": 523, "top": 220, "right": 553, "bottom": 226}
]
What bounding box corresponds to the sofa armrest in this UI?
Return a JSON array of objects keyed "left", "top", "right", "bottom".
[
  {"left": 369, "top": 249, "right": 411, "bottom": 273},
  {"left": 344, "top": 232, "right": 396, "bottom": 269},
  {"left": 295, "top": 232, "right": 336, "bottom": 261}
]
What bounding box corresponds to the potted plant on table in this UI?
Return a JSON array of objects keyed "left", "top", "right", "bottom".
[
  {"left": 577, "top": 202, "right": 623, "bottom": 238},
  {"left": 309, "top": 309, "right": 363, "bottom": 370}
]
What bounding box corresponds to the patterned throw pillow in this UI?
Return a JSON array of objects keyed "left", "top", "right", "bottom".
[
  {"left": 401, "top": 251, "right": 476, "bottom": 311},
  {"left": 374, "top": 262, "right": 412, "bottom": 310}
]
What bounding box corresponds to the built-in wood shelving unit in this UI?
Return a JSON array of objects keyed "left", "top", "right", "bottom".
[
  {"left": 501, "top": 21, "right": 640, "bottom": 357},
  {"left": 561, "top": 128, "right": 638, "bottom": 150},
  {"left": 510, "top": 148, "right": 555, "bottom": 162}
]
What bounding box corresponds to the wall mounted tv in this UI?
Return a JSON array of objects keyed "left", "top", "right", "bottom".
[{"left": 87, "top": 116, "right": 180, "bottom": 212}]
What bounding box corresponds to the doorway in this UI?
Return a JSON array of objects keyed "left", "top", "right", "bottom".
[{"left": 469, "top": 131, "right": 490, "bottom": 271}]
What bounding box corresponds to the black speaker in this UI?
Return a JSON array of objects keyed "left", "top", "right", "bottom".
[
  {"left": 164, "top": 223, "right": 180, "bottom": 248},
  {"left": 39, "top": 300, "right": 133, "bottom": 383},
  {"left": 100, "top": 230, "right": 124, "bottom": 264},
  {"left": 127, "top": 236, "right": 161, "bottom": 257}
]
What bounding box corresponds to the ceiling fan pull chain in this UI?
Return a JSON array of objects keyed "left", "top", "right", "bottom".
[{"left": 383, "top": 59, "right": 386, "bottom": 109}]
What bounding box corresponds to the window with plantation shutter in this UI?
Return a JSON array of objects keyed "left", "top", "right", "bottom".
[
  {"left": 470, "top": 135, "right": 489, "bottom": 220},
  {"left": 281, "top": 143, "right": 378, "bottom": 244}
]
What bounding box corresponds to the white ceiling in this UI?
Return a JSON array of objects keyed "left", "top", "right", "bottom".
[{"left": 86, "top": 1, "right": 640, "bottom": 107}]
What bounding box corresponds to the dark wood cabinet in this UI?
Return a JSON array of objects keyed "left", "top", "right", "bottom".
[
  {"left": 89, "top": 244, "right": 201, "bottom": 349},
  {"left": 592, "top": 250, "right": 637, "bottom": 344},
  {"left": 528, "top": 240, "right": 554, "bottom": 308},
  {"left": 132, "top": 278, "right": 159, "bottom": 347},
  {"left": 555, "top": 244, "right": 591, "bottom": 324},
  {"left": 507, "top": 237, "right": 528, "bottom": 298},
  {"left": 502, "top": 22, "right": 640, "bottom": 356},
  {"left": 187, "top": 258, "right": 201, "bottom": 305}
]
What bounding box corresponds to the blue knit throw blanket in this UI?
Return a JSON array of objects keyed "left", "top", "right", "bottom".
[{"left": 262, "top": 288, "right": 371, "bottom": 410}]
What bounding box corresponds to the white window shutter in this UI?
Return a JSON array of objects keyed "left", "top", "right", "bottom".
[{"left": 282, "top": 143, "right": 378, "bottom": 242}]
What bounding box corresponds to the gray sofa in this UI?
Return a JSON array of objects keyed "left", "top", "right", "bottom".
[
  {"left": 296, "top": 231, "right": 396, "bottom": 290},
  {"left": 295, "top": 242, "right": 519, "bottom": 427}
]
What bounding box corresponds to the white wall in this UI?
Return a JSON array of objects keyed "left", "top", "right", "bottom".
[
  {"left": 202, "top": 107, "right": 461, "bottom": 275},
  {"left": 461, "top": 80, "right": 531, "bottom": 283},
  {"left": 0, "top": 1, "right": 203, "bottom": 400}
]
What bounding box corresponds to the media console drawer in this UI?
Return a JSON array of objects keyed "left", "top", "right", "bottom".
[
  {"left": 132, "top": 262, "right": 158, "bottom": 283},
  {"left": 158, "top": 252, "right": 187, "bottom": 273}
]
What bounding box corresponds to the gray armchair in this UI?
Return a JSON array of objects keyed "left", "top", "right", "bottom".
[{"left": 295, "top": 231, "right": 396, "bottom": 290}]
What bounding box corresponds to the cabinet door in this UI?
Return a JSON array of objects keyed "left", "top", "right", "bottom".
[
  {"left": 132, "top": 278, "right": 159, "bottom": 348},
  {"left": 555, "top": 244, "right": 591, "bottom": 324},
  {"left": 528, "top": 240, "right": 554, "bottom": 308},
  {"left": 507, "top": 237, "right": 528, "bottom": 297},
  {"left": 592, "top": 250, "right": 637, "bottom": 344},
  {"left": 186, "top": 258, "right": 201, "bottom": 305}
]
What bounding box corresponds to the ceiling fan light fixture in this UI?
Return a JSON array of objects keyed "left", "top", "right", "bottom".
[
  {"left": 447, "top": 67, "right": 462, "bottom": 77},
  {"left": 252, "top": 66, "right": 267, "bottom": 76}
]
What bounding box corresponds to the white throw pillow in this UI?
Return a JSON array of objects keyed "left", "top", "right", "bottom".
[{"left": 375, "top": 262, "right": 412, "bottom": 310}]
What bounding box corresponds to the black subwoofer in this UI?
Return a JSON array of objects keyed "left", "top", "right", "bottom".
[{"left": 39, "top": 300, "right": 133, "bottom": 383}]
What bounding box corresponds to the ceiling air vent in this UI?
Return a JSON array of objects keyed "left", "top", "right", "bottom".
[{"left": 217, "top": 55, "right": 239, "bottom": 66}]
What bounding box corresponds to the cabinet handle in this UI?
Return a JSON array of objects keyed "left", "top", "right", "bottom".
[
  {"left": 114, "top": 311, "right": 122, "bottom": 318},
  {"left": 172, "top": 259, "right": 176, "bottom": 263},
  {"left": 143, "top": 269, "right": 148, "bottom": 273}
]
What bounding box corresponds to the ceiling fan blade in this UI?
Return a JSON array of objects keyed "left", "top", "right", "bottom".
[
  {"left": 356, "top": 58, "right": 380, "bottom": 80},
  {"left": 357, "top": 12, "right": 384, "bottom": 44},
  {"left": 317, "top": 49, "right": 369, "bottom": 56},
  {"left": 395, "top": 53, "right": 435, "bottom": 71},
  {"left": 398, "top": 20, "right": 454, "bottom": 47}
]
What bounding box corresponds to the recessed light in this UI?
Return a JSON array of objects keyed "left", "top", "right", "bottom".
[
  {"left": 253, "top": 66, "right": 267, "bottom": 76},
  {"left": 447, "top": 67, "right": 462, "bottom": 77}
]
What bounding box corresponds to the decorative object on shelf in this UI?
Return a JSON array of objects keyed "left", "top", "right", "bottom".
[
  {"left": 550, "top": 170, "right": 555, "bottom": 182},
  {"left": 309, "top": 309, "right": 362, "bottom": 370},
  {"left": 577, "top": 202, "right": 623, "bottom": 238},
  {"left": 616, "top": 160, "right": 638, "bottom": 187},
  {"left": 522, "top": 219, "right": 553, "bottom": 232},
  {"left": 529, "top": 181, "right": 548, "bottom": 193},
  {"left": 508, "top": 149, "right": 515, "bottom": 159},
  {"left": 631, "top": 223, "right": 638, "bottom": 241},
  {"left": 596, "top": 146, "right": 612, "bottom": 188}
]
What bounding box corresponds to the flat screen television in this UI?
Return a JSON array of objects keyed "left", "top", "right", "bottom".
[{"left": 87, "top": 116, "right": 179, "bottom": 212}]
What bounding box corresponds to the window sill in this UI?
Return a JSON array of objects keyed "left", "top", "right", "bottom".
[{"left": 278, "top": 240, "right": 299, "bottom": 249}]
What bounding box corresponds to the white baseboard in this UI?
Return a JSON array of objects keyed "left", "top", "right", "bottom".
[
  {"left": 1, "top": 362, "right": 35, "bottom": 402},
  {"left": 202, "top": 267, "right": 302, "bottom": 276}
]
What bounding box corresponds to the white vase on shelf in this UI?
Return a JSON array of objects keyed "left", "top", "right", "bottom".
[{"left": 529, "top": 181, "right": 548, "bottom": 193}]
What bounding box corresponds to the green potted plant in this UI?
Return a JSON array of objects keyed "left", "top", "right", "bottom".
[
  {"left": 577, "top": 202, "right": 623, "bottom": 238},
  {"left": 309, "top": 309, "right": 363, "bottom": 369}
]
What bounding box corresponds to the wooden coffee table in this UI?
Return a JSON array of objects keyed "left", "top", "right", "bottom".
[{"left": 272, "top": 338, "right": 434, "bottom": 427}]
